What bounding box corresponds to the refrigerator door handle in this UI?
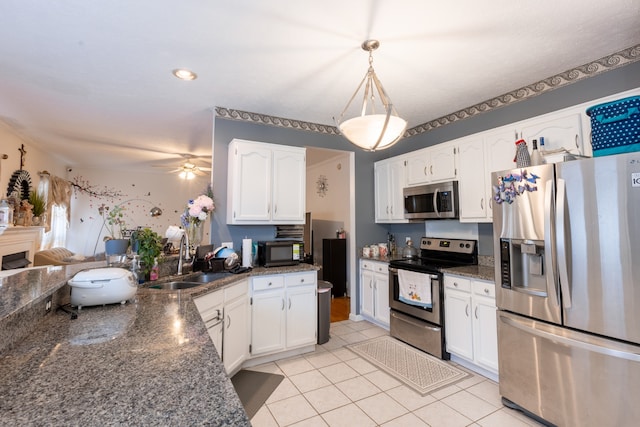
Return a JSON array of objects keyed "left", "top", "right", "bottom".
[
  {"left": 555, "top": 178, "right": 572, "bottom": 309},
  {"left": 499, "top": 313, "right": 640, "bottom": 362},
  {"left": 544, "top": 179, "right": 560, "bottom": 308}
]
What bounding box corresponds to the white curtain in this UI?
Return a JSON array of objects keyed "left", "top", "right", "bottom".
[{"left": 38, "top": 173, "right": 69, "bottom": 250}]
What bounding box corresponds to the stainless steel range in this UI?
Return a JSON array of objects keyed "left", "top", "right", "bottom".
[{"left": 389, "top": 237, "right": 477, "bottom": 359}]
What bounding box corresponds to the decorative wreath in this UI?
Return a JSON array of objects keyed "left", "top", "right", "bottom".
[{"left": 6, "top": 170, "right": 32, "bottom": 200}]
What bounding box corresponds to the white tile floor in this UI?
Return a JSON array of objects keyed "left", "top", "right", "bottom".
[{"left": 249, "top": 319, "right": 546, "bottom": 427}]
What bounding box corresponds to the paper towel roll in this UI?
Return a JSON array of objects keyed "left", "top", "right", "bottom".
[{"left": 242, "top": 238, "right": 252, "bottom": 267}]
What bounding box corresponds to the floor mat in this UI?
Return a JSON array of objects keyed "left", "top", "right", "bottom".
[
  {"left": 347, "top": 336, "right": 469, "bottom": 396},
  {"left": 230, "top": 369, "right": 284, "bottom": 419}
]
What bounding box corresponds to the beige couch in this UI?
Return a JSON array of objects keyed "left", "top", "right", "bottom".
[{"left": 33, "top": 248, "right": 90, "bottom": 266}]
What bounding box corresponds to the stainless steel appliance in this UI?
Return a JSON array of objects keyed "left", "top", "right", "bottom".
[
  {"left": 257, "top": 240, "right": 303, "bottom": 267},
  {"left": 389, "top": 237, "right": 477, "bottom": 359},
  {"left": 403, "top": 181, "right": 459, "bottom": 220},
  {"left": 492, "top": 152, "right": 640, "bottom": 427}
]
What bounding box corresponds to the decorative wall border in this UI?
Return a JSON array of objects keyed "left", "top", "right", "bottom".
[
  {"left": 215, "top": 107, "right": 340, "bottom": 135},
  {"left": 215, "top": 44, "right": 640, "bottom": 137}
]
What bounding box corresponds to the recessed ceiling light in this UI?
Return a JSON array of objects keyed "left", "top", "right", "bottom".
[{"left": 172, "top": 68, "right": 197, "bottom": 81}]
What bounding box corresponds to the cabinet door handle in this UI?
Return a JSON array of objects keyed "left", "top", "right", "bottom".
[
  {"left": 226, "top": 315, "right": 231, "bottom": 329},
  {"left": 430, "top": 165, "right": 433, "bottom": 175},
  {"left": 475, "top": 306, "right": 478, "bottom": 319},
  {"left": 424, "top": 166, "right": 427, "bottom": 176},
  {"left": 484, "top": 288, "right": 490, "bottom": 294},
  {"left": 465, "top": 304, "right": 469, "bottom": 317},
  {"left": 453, "top": 282, "right": 458, "bottom": 287},
  {"left": 575, "top": 133, "right": 579, "bottom": 149},
  {"left": 480, "top": 198, "right": 484, "bottom": 210},
  {"left": 274, "top": 204, "right": 277, "bottom": 214},
  {"left": 281, "top": 298, "right": 285, "bottom": 311},
  {"left": 288, "top": 298, "right": 292, "bottom": 309}
]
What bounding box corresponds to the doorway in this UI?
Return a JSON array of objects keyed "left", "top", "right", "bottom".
[{"left": 306, "top": 147, "right": 355, "bottom": 321}]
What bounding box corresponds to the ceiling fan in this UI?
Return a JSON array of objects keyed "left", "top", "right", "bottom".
[
  {"left": 152, "top": 154, "right": 212, "bottom": 179},
  {"left": 173, "top": 161, "right": 211, "bottom": 180}
]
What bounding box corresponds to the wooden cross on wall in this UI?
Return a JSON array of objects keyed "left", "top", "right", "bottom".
[{"left": 18, "top": 144, "right": 26, "bottom": 170}]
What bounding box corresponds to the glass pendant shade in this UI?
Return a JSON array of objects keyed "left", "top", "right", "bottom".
[
  {"left": 339, "top": 114, "right": 407, "bottom": 151},
  {"left": 335, "top": 40, "right": 407, "bottom": 152}
]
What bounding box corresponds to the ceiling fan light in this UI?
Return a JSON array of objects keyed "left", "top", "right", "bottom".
[
  {"left": 339, "top": 114, "right": 407, "bottom": 151},
  {"left": 172, "top": 68, "right": 198, "bottom": 81},
  {"left": 179, "top": 170, "right": 195, "bottom": 180}
]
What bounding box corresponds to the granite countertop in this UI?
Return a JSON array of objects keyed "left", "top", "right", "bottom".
[
  {"left": 0, "top": 262, "right": 319, "bottom": 426},
  {"left": 440, "top": 264, "right": 495, "bottom": 282}
]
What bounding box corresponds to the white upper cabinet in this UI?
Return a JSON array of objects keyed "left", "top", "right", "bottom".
[
  {"left": 227, "top": 139, "right": 306, "bottom": 224},
  {"left": 374, "top": 156, "right": 407, "bottom": 223},
  {"left": 458, "top": 108, "right": 585, "bottom": 223},
  {"left": 272, "top": 148, "right": 307, "bottom": 222},
  {"left": 520, "top": 111, "right": 584, "bottom": 156},
  {"left": 457, "top": 135, "right": 488, "bottom": 222},
  {"left": 405, "top": 143, "right": 457, "bottom": 186}
]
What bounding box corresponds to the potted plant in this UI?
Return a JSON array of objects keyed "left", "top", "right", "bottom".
[
  {"left": 99, "top": 204, "right": 129, "bottom": 255},
  {"left": 28, "top": 191, "right": 46, "bottom": 226},
  {"left": 133, "top": 227, "right": 164, "bottom": 279}
]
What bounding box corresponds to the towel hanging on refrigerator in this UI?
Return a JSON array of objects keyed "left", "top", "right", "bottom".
[{"left": 398, "top": 269, "right": 432, "bottom": 309}]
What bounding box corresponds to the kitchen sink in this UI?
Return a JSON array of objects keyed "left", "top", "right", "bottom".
[
  {"left": 188, "top": 271, "right": 234, "bottom": 283},
  {"left": 144, "top": 271, "right": 234, "bottom": 290},
  {"left": 146, "top": 281, "right": 203, "bottom": 290}
]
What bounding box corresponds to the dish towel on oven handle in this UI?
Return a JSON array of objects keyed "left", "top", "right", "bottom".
[{"left": 398, "top": 269, "right": 432, "bottom": 309}]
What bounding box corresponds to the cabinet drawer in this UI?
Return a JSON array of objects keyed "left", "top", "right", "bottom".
[
  {"left": 252, "top": 275, "right": 284, "bottom": 292},
  {"left": 284, "top": 271, "right": 316, "bottom": 287},
  {"left": 361, "top": 260, "right": 387, "bottom": 273},
  {"left": 193, "top": 289, "right": 223, "bottom": 312},
  {"left": 472, "top": 280, "right": 495, "bottom": 298},
  {"left": 444, "top": 275, "right": 471, "bottom": 292},
  {"left": 360, "top": 260, "right": 374, "bottom": 271},
  {"left": 224, "top": 280, "right": 249, "bottom": 302},
  {"left": 373, "top": 262, "right": 388, "bottom": 274}
]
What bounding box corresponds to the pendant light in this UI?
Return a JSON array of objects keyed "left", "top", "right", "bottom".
[{"left": 335, "top": 40, "right": 407, "bottom": 152}]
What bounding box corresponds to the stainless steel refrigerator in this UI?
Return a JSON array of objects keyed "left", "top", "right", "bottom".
[{"left": 492, "top": 151, "right": 640, "bottom": 427}]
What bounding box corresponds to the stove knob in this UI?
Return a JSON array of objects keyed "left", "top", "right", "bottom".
[
  {"left": 459, "top": 243, "right": 464, "bottom": 248},
  {"left": 465, "top": 243, "right": 470, "bottom": 248}
]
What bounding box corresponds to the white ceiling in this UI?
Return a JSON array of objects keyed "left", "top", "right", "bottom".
[{"left": 0, "top": 0, "right": 638, "bottom": 170}]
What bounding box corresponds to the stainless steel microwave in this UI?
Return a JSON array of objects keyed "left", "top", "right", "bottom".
[
  {"left": 403, "top": 181, "right": 459, "bottom": 220},
  {"left": 257, "top": 240, "right": 303, "bottom": 267}
]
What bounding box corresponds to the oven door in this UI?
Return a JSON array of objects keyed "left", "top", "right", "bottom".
[{"left": 389, "top": 267, "right": 442, "bottom": 325}]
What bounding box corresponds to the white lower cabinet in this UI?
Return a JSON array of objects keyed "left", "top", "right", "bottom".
[
  {"left": 444, "top": 274, "right": 498, "bottom": 375},
  {"left": 193, "top": 280, "right": 249, "bottom": 375},
  {"left": 359, "top": 259, "right": 390, "bottom": 327},
  {"left": 250, "top": 271, "right": 317, "bottom": 357}
]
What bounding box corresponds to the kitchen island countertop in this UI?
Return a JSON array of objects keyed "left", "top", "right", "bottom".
[{"left": 0, "top": 263, "right": 319, "bottom": 426}]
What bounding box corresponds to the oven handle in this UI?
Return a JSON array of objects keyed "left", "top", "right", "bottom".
[
  {"left": 389, "top": 267, "right": 439, "bottom": 280},
  {"left": 390, "top": 311, "right": 441, "bottom": 332}
]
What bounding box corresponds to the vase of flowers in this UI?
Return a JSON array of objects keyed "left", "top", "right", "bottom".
[{"left": 181, "top": 186, "right": 214, "bottom": 256}]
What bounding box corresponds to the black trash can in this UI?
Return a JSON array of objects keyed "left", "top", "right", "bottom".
[{"left": 317, "top": 280, "right": 333, "bottom": 344}]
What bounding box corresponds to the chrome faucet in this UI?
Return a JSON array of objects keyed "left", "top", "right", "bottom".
[{"left": 177, "top": 232, "right": 191, "bottom": 275}]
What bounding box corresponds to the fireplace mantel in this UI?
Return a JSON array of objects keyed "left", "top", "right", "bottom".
[{"left": 0, "top": 227, "right": 44, "bottom": 267}]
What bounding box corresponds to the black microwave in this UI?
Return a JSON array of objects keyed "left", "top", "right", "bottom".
[
  {"left": 403, "top": 181, "right": 459, "bottom": 220},
  {"left": 257, "top": 240, "right": 304, "bottom": 267}
]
